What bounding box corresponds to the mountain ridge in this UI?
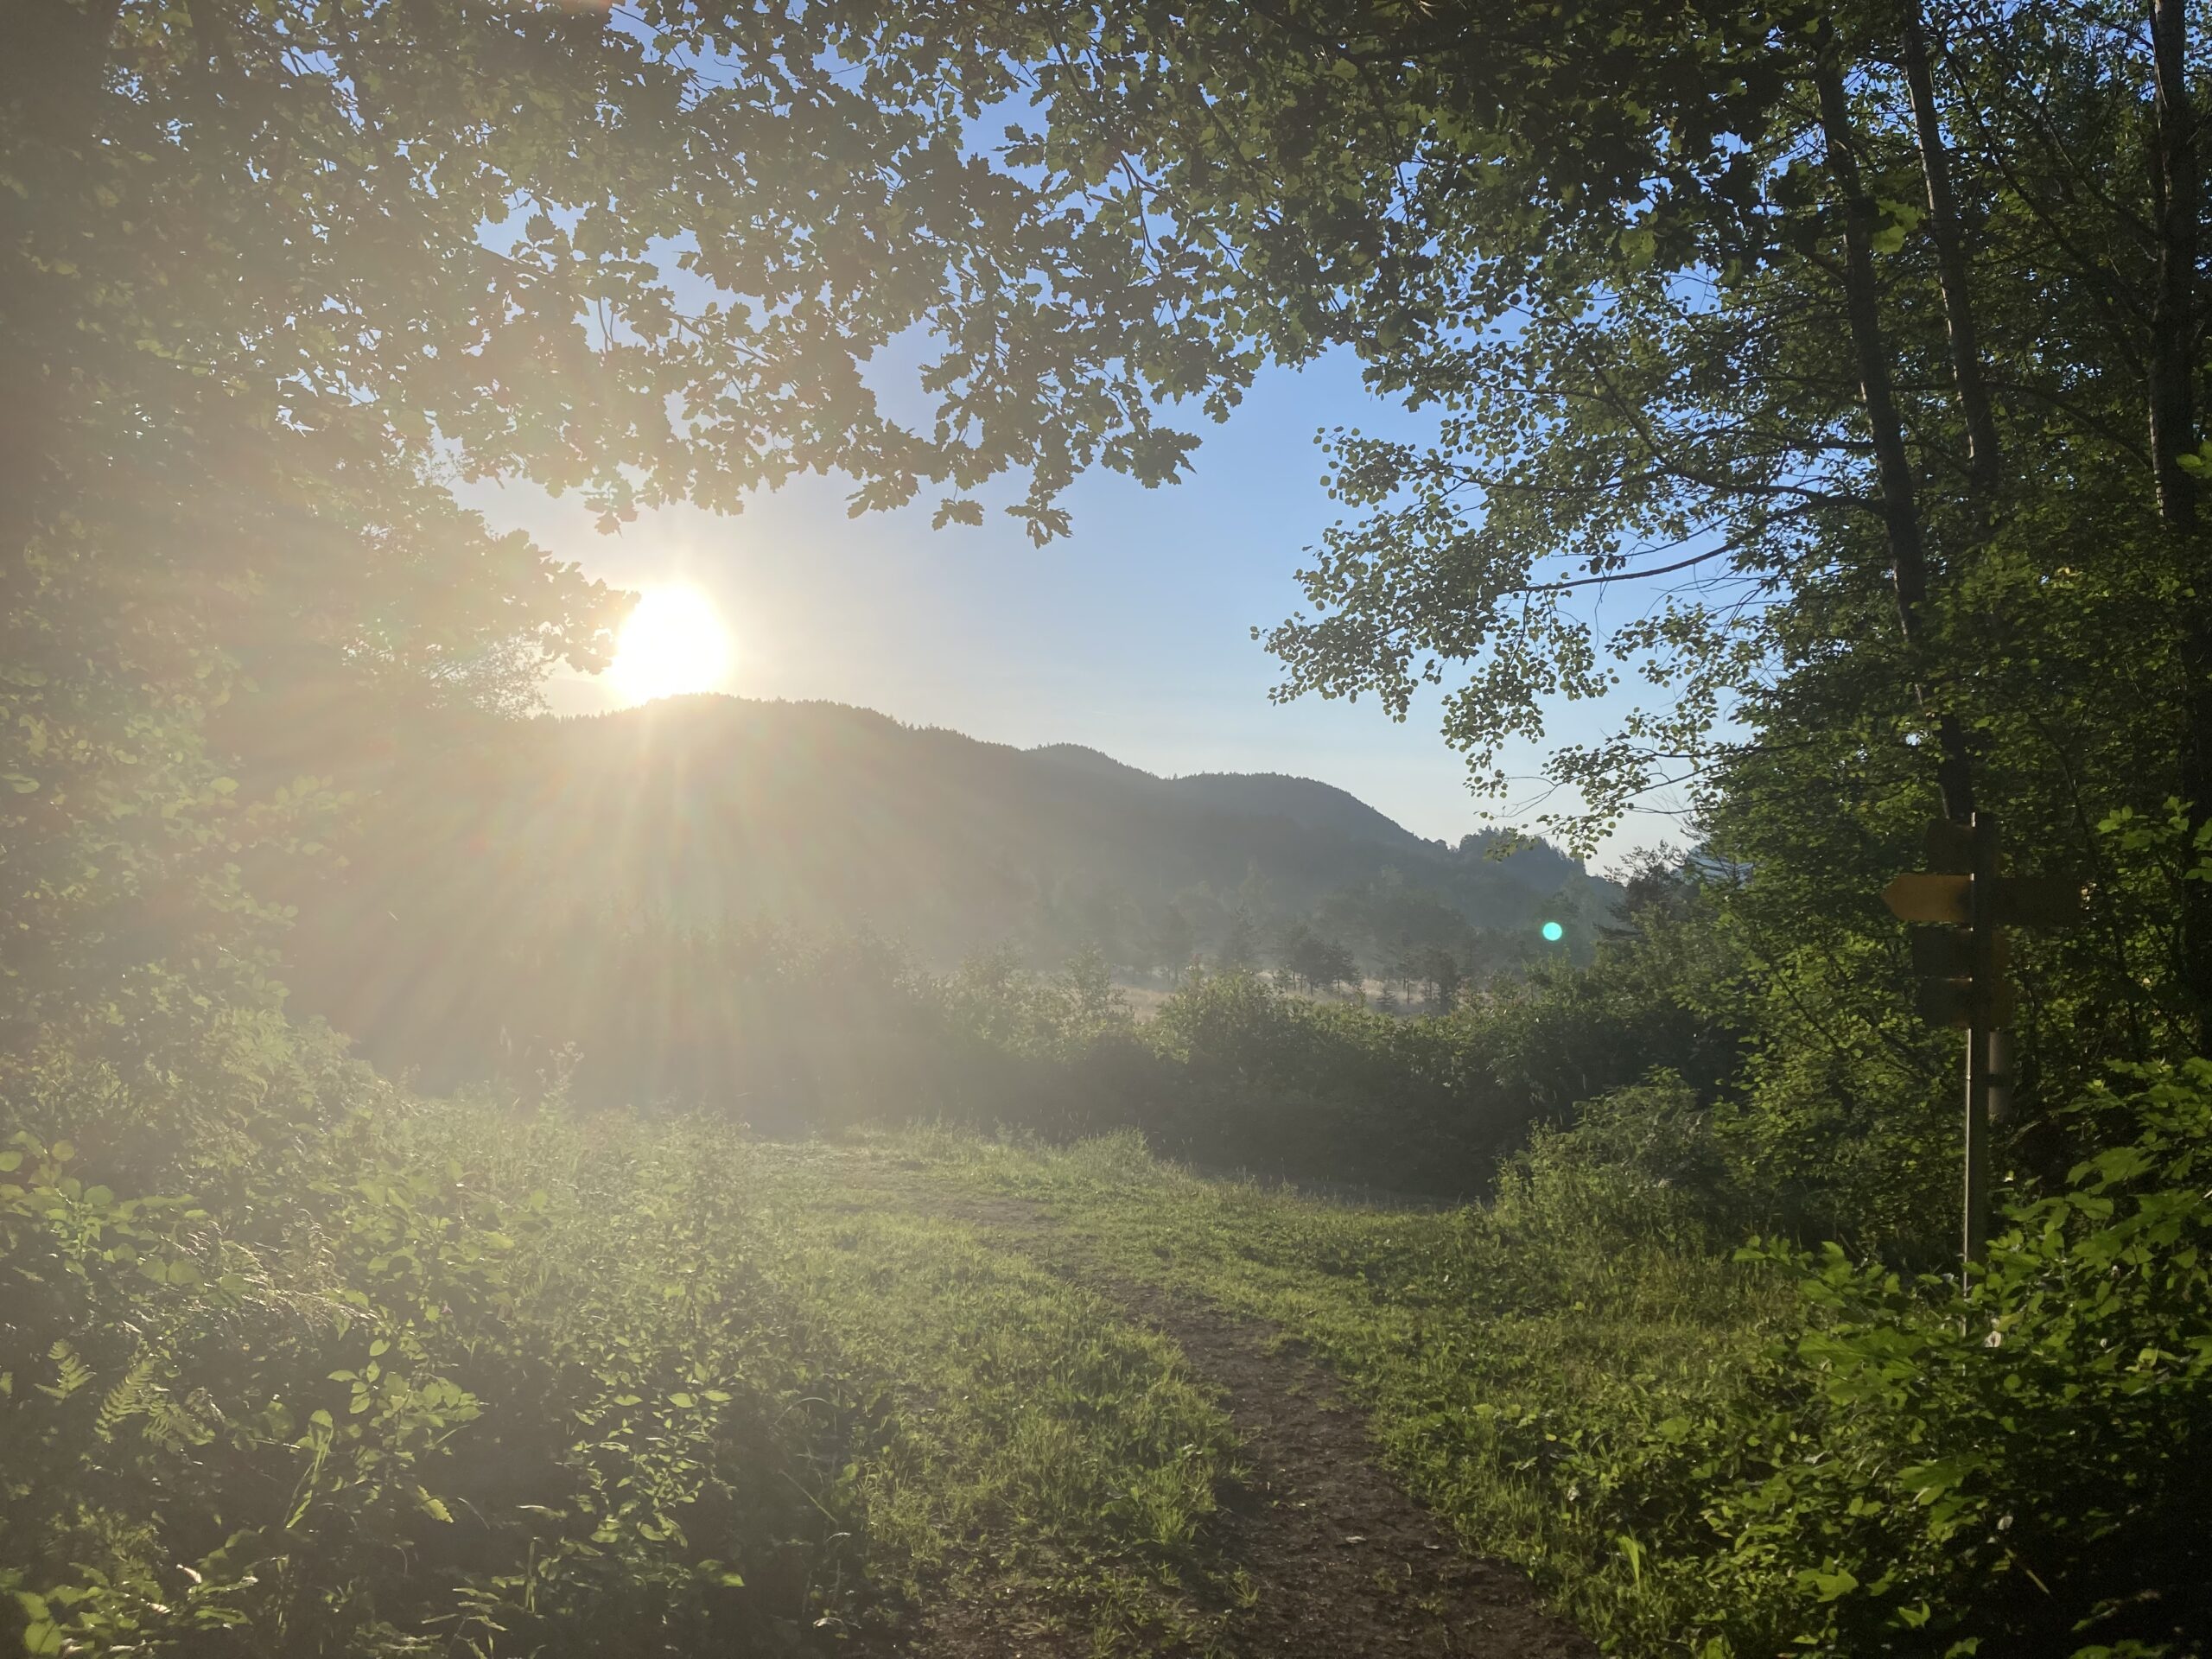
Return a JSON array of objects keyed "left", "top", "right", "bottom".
[{"left": 281, "top": 694, "right": 1618, "bottom": 1071}]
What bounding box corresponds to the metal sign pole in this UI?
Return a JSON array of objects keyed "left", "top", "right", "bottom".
[
  {"left": 1988, "top": 1027, "right": 2012, "bottom": 1128},
  {"left": 1883, "top": 812, "right": 2078, "bottom": 1283},
  {"left": 1962, "top": 1023, "right": 1991, "bottom": 1268},
  {"left": 1962, "top": 811, "right": 1998, "bottom": 1273}
]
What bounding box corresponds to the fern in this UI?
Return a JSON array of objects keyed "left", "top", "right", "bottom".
[
  {"left": 37, "top": 1339, "right": 91, "bottom": 1403},
  {"left": 94, "top": 1352, "right": 156, "bottom": 1443}
]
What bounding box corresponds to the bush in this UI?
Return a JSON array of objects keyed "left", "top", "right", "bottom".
[
  {"left": 1497, "top": 1071, "right": 1746, "bottom": 1244},
  {"left": 367, "top": 925, "right": 1592, "bottom": 1198},
  {"left": 1137, "top": 971, "right": 1533, "bottom": 1191},
  {"left": 0, "top": 1050, "right": 877, "bottom": 1656},
  {"left": 1569, "top": 1061, "right": 2212, "bottom": 1657}
]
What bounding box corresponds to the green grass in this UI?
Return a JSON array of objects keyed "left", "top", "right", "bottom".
[
  {"left": 5, "top": 1092, "right": 1782, "bottom": 1656},
  {"left": 3, "top": 1100, "right": 1247, "bottom": 1656},
  {"left": 19, "top": 1020, "right": 2202, "bottom": 1658},
  {"left": 748, "top": 1150, "right": 1244, "bottom": 1652},
  {"left": 829, "top": 1126, "right": 1796, "bottom": 1652}
]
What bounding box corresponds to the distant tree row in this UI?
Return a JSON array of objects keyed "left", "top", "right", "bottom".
[{"left": 1003, "top": 870, "right": 1572, "bottom": 1001}]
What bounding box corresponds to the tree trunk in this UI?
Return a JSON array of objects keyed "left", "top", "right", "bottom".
[
  {"left": 1900, "top": 0, "right": 2002, "bottom": 508},
  {"left": 2146, "top": 0, "right": 2212, "bottom": 1035},
  {"left": 2150, "top": 0, "right": 2199, "bottom": 532},
  {"left": 0, "top": 0, "right": 124, "bottom": 587},
  {"left": 1815, "top": 37, "right": 1977, "bottom": 822}
]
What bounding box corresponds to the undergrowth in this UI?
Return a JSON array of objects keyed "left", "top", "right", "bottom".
[
  {"left": 0, "top": 1052, "right": 1241, "bottom": 1656},
  {"left": 889, "top": 1063, "right": 2212, "bottom": 1656},
  {"left": 7, "top": 1020, "right": 2205, "bottom": 1656}
]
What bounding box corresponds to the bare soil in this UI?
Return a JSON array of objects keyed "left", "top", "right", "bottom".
[{"left": 1105, "top": 1272, "right": 1599, "bottom": 1658}]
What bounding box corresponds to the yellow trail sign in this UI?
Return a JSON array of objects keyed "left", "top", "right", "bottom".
[
  {"left": 1881, "top": 872, "right": 2084, "bottom": 927},
  {"left": 1883, "top": 873, "right": 1971, "bottom": 925},
  {"left": 1887, "top": 816, "right": 2083, "bottom": 1278}
]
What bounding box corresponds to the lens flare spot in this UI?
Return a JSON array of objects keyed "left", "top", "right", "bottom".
[{"left": 1541, "top": 920, "right": 1565, "bottom": 943}]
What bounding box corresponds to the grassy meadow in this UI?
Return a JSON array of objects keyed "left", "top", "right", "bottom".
[
  {"left": 15, "top": 1021, "right": 2212, "bottom": 1659},
  {"left": 2, "top": 1070, "right": 1773, "bottom": 1656},
  {"left": 4, "top": 1090, "right": 1248, "bottom": 1656},
  {"left": 838, "top": 1128, "right": 1792, "bottom": 1653}
]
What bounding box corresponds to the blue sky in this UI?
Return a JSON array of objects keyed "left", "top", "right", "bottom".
[{"left": 468, "top": 346, "right": 1686, "bottom": 871}]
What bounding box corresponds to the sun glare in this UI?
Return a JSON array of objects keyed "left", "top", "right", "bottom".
[{"left": 609, "top": 587, "right": 734, "bottom": 705}]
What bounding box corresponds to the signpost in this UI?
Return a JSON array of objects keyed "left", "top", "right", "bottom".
[{"left": 1883, "top": 814, "right": 2083, "bottom": 1272}]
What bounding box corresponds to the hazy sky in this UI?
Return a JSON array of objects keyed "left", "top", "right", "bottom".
[{"left": 467, "top": 347, "right": 1688, "bottom": 871}]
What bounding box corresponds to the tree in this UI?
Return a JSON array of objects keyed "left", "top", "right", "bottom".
[
  {"left": 1151, "top": 903, "right": 1198, "bottom": 982},
  {"left": 1008, "top": 5, "right": 2212, "bottom": 1097},
  {"left": 1414, "top": 947, "right": 1465, "bottom": 1016},
  {"left": 1276, "top": 922, "right": 1358, "bottom": 995},
  {"left": 1071, "top": 880, "right": 1136, "bottom": 969},
  {"left": 743, "top": 1, "right": 2209, "bottom": 1044},
  {"left": 1062, "top": 944, "right": 1130, "bottom": 1031},
  {"left": 1217, "top": 909, "right": 1261, "bottom": 974},
  {"left": 0, "top": 0, "right": 1287, "bottom": 1064}
]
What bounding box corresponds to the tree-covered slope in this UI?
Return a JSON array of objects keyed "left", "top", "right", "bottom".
[{"left": 274, "top": 695, "right": 1613, "bottom": 1070}]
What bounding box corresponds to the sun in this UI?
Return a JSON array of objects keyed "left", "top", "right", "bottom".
[{"left": 608, "top": 586, "right": 734, "bottom": 704}]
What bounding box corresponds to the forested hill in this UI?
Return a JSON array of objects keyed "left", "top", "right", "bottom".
[
  {"left": 1025, "top": 740, "right": 1581, "bottom": 883},
  {"left": 279, "top": 695, "right": 1611, "bottom": 1048}
]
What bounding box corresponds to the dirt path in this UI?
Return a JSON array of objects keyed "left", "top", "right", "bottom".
[
  {"left": 1099, "top": 1268, "right": 1599, "bottom": 1658},
  {"left": 887, "top": 1183, "right": 1598, "bottom": 1659}
]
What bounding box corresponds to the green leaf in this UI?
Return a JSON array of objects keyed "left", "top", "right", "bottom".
[{"left": 1802, "top": 1567, "right": 1860, "bottom": 1601}]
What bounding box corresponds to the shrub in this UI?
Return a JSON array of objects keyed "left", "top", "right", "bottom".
[
  {"left": 1574, "top": 1060, "right": 2212, "bottom": 1657},
  {"left": 426, "top": 933, "right": 1592, "bottom": 1198},
  {"left": 0, "top": 1061, "right": 874, "bottom": 1656},
  {"left": 1497, "top": 1071, "right": 1746, "bottom": 1245},
  {"left": 1141, "top": 971, "right": 1527, "bottom": 1192}
]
